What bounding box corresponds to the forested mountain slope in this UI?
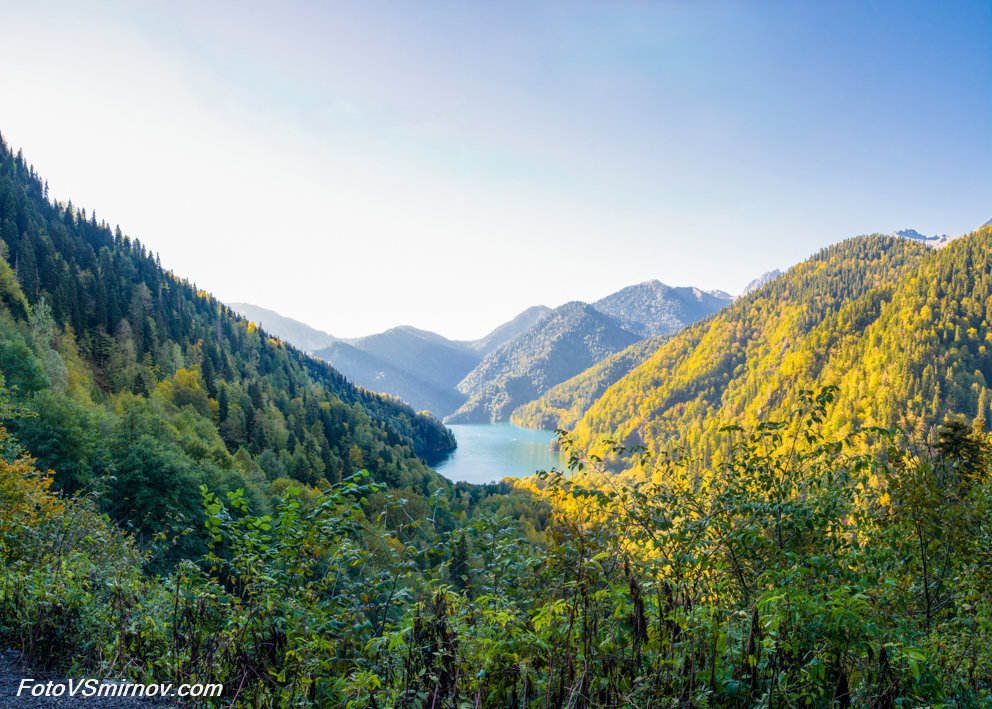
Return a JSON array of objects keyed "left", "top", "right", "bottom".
[
  {"left": 0, "top": 135, "right": 457, "bottom": 560},
  {"left": 448, "top": 302, "right": 641, "bottom": 423},
  {"left": 570, "top": 231, "right": 992, "bottom": 468},
  {"left": 510, "top": 334, "right": 669, "bottom": 430},
  {"left": 462, "top": 304, "right": 552, "bottom": 357},
  {"left": 741, "top": 268, "right": 782, "bottom": 295}
]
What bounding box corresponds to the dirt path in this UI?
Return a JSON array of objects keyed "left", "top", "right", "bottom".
[{"left": 0, "top": 651, "right": 184, "bottom": 708}]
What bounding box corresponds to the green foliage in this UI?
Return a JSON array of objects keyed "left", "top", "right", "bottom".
[
  {"left": 0, "top": 250, "right": 29, "bottom": 319},
  {"left": 1, "top": 388, "right": 990, "bottom": 705},
  {"left": 0, "top": 316, "right": 48, "bottom": 394}
]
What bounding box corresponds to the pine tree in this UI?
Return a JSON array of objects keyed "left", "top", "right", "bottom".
[
  {"left": 974, "top": 388, "right": 989, "bottom": 432},
  {"left": 218, "top": 384, "right": 229, "bottom": 422}
]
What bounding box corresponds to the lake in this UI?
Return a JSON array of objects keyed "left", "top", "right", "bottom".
[{"left": 431, "top": 423, "right": 565, "bottom": 485}]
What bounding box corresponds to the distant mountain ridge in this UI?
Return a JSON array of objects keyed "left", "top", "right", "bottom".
[
  {"left": 228, "top": 308, "right": 545, "bottom": 416},
  {"left": 310, "top": 326, "right": 478, "bottom": 415},
  {"left": 450, "top": 283, "right": 732, "bottom": 424},
  {"left": 592, "top": 281, "right": 732, "bottom": 338},
  {"left": 229, "top": 303, "right": 335, "bottom": 352},
  {"left": 339, "top": 326, "right": 478, "bottom": 391},
  {"left": 461, "top": 305, "right": 551, "bottom": 357},
  {"left": 233, "top": 278, "right": 732, "bottom": 421},
  {"left": 313, "top": 340, "right": 467, "bottom": 416},
  {"left": 446, "top": 302, "right": 644, "bottom": 424}
]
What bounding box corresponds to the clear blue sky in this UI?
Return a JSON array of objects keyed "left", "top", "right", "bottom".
[{"left": 1, "top": 0, "right": 989, "bottom": 339}]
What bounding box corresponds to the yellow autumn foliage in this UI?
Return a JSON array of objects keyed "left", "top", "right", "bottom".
[{"left": 0, "top": 426, "right": 64, "bottom": 561}]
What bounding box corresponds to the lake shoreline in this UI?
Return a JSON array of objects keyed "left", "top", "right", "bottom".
[{"left": 430, "top": 423, "right": 564, "bottom": 485}]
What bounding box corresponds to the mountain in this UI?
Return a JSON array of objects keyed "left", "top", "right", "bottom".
[
  {"left": 229, "top": 302, "right": 335, "bottom": 352},
  {"left": 567, "top": 228, "right": 992, "bottom": 471},
  {"left": 591, "top": 280, "right": 732, "bottom": 338},
  {"left": 447, "top": 302, "right": 642, "bottom": 423},
  {"left": 511, "top": 334, "right": 668, "bottom": 430},
  {"left": 236, "top": 286, "right": 728, "bottom": 424},
  {"left": 463, "top": 305, "right": 551, "bottom": 357},
  {"left": 512, "top": 279, "right": 744, "bottom": 432},
  {"left": 339, "top": 326, "right": 479, "bottom": 391},
  {"left": 741, "top": 269, "right": 782, "bottom": 296},
  {"left": 312, "top": 308, "right": 552, "bottom": 417},
  {"left": 447, "top": 281, "right": 731, "bottom": 425},
  {"left": 314, "top": 340, "right": 466, "bottom": 416},
  {"left": 0, "top": 135, "right": 457, "bottom": 562},
  {"left": 218, "top": 307, "right": 477, "bottom": 417}
]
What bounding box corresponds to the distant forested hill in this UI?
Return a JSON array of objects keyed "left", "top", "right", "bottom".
[
  {"left": 314, "top": 326, "right": 479, "bottom": 416},
  {"left": 447, "top": 302, "right": 642, "bottom": 423},
  {"left": 448, "top": 281, "right": 730, "bottom": 425},
  {"left": 462, "top": 304, "right": 552, "bottom": 357},
  {"left": 510, "top": 334, "right": 669, "bottom": 430},
  {"left": 567, "top": 230, "right": 992, "bottom": 469},
  {"left": 510, "top": 283, "right": 732, "bottom": 431},
  {"left": 314, "top": 339, "right": 467, "bottom": 416},
  {"left": 241, "top": 305, "right": 558, "bottom": 418},
  {"left": 0, "top": 134, "right": 459, "bottom": 560},
  {"left": 341, "top": 326, "right": 479, "bottom": 391}
]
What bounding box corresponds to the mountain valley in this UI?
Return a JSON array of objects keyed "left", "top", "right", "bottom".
[{"left": 3, "top": 130, "right": 991, "bottom": 707}]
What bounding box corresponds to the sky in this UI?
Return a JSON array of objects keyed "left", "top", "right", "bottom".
[{"left": 1, "top": 0, "right": 989, "bottom": 340}]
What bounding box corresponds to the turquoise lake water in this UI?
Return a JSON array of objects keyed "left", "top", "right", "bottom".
[{"left": 431, "top": 423, "right": 565, "bottom": 485}]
